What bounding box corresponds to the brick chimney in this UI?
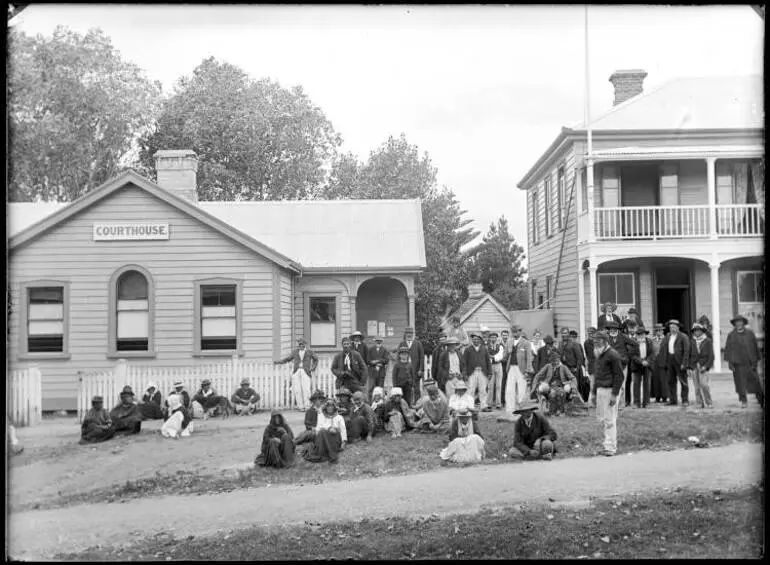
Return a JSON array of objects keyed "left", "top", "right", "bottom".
[
  {"left": 154, "top": 150, "right": 199, "bottom": 204},
  {"left": 609, "top": 69, "right": 647, "bottom": 106},
  {"left": 468, "top": 283, "right": 485, "bottom": 299}
]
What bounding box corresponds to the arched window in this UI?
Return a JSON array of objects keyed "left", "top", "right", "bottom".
[{"left": 116, "top": 270, "right": 149, "bottom": 351}]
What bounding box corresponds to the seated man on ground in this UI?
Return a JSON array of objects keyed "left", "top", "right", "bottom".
[
  {"left": 255, "top": 410, "right": 295, "bottom": 468},
  {"left": 192, "top": 378, "right": 229, "bottom": 419},
  {"left": 439, "top": 409, "right": 485, "bottom": 464},
  {"left": 530, "top": 352, "right": 573, "bottom": 416},
  {"left": 139, "top": 382, "right": 164, "bottom": 420},
  {"left": 110, "top": 386, "right": 142, "bottom": 435},
  {"left": 414, "top": 379, "right": 451, "bottom": 434},
  {"left": 80, "top": 395, "right": 115, "bottom": 444},
  {"left": 508, "top": 400, "right": 557, "bottom": 461},
  {"left": 295, "top": 389, "right": 326, "bottom": 448},
  {"left": 383, "top": 387, "right": 415, "bottom": 438},
  {"left": 161, "top": 393, "right": 193, "bottom": 438},
  {"left": 349, "top": 391, "right": 376, "bottom": 443},
  {"left": 304, "top": 399, "right": 347, "bottom": 464},
  {"left": 231, "top": 378, "right": 260, "bottom": 415},
  {"left": 164, "top": 380, "right": 191, "bottom": 419}
]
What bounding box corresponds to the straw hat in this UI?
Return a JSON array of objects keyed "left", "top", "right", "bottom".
[
  {"left": 514, "top": 400, "right": 539, "bottom": 414},
  {"left": 666, "top": 319, "right": 681, "bottom": 328},
  {"left": 173, "top": 380, "right": 184, "bottom": 387}
]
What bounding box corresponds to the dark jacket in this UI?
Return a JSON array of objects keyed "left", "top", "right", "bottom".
[
  {"left": 368, "top": 344, "right": 391, "bottom": 375},
  {"left": 351, "top": 342, "right": 370, "bottom": 366},
  {"left": 689, "top": 337, "right": 715, "bottom": 371},
  {"left": 392, "top": 360, "right": 416, "bottom": 387},
  {"left": 593, "top": 346, "right": 625, "bottom": 396},
  {"left": 597, "top": 312, "right": 622, "bottom": 330},
  {"left": 724, "top": 328, "right": 760, "bottom": 367},
  {"left": 462, "top": 344, "right": 491, "bottom": 377},
  {"left": 534, "top": 343, "right": 556, "bottom": 374},
  {"left": 398, "top": 338, "right": 425, "bottom": 377},
  {"left": 331, "top": 349, "right": 368, "bottom": 387},
  {"left": 512, "top": 412, "right": 557, "bottom": 454},
  {"left": 584, "top": 338, "right": 596, "bottom": 375},
  {"left": 630, "top": 337, "right": 656, "bottom": 373},
  {"left": 658, "top": 332, "right": 691, "bottom": 369},
  {"left": 559, "top": 340, "right": 584, "bottom": 371},
  {"left": 437, "top": 349, "right": 466, "bottom": 390},
  {"left": 278, "top": 347, "right": 319, "bottom": 374},
  {"left": 304, "top": 406, "right": 319, "bottom": 431}
]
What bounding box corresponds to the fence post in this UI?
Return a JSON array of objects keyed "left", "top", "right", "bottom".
[{"left": 231, "top": 353, "right": 239, "bottom": 394}]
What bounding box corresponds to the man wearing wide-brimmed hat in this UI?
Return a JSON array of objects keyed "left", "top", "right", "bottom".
[
  {"left": 438, "top": 336, "right": 465, "bottom": 397},
  {"left": 507, "top": 400, "right": 557, "bottom": 461},
  {"left": 591, "top": 330, "right": 624, "bottom": 456},
  {"left": 487, "top": 331, "right": 506, "bottom": 410},
  {"left": 630, "top": 326, "right": 655, "bottom": 408},
  {"left": 597, "top": 301, "right": 622, "bottom": 331},
  {"left": 463, "top": 330, "right": 492, "bottom": 412},
  {"left": 294, "top": 389, "right": 328, "bottom": 448},
  {"left": 659, "top": 319, "right": 691, "bottom": 406},
  {"left": 650, "top": 323, "right": 668, "bottom": 403},
  {"left": 367, "top": 335, "right": 391, "bottom": 401},
  {"left": 505, "top": 324, "right": 534, "bottom": 414},
  {"left": 231, "top": 377, "right": 260, "bottom": 415},
  {"left": 398, "top": 327, "right": 425, "bottom": 406},
  {"left": 165, "top": 380, "right": 191, "bottom": 418},
  {"left": 688, "top": 323, "right": 715, "bottom": 409},
  {"left": 192, "top": 378, "right": 230, "bottom": 419},
  {"left": 80, "top": 395, "right": 115, "bottom": 444},
  {"left": 331, "top": 337, "right": 367, "bottom": 394},
  {"left": 349, "top": 331, "right": 371, "bottom": 384},
  {"left": 392, "top": 345, "right": 417, "bottom": 407},
  {"left": 109, "top": 386, "right": 142, "bottom": 435},
  {"left": 276, "top": 336, "right": 319, "bottom": 411},
  {"left": 724, "top": 314, "right": 764, "bottom": 408}
]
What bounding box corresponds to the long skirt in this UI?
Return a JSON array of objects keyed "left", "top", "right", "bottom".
[
  {"left": 255, "top": 435, "right": 295, "bottom": 468},
  {"left": 304, "top": 428, "right": 343, "bottom": 463},
  {"left": 439, "top": 434, "right": 485, "bottom": 463},
  {"left": 113, "top": 417, "right": 142, "bottom": 435},
  {"left": 80, "top": 424, "right": 115, "bottom": 444},
  {"left": 139, "top": 402, "right": 164, "bottom": 420},
  {"left": 294, "top": 429, "right": 316, "bottom": 445},
  {"left": 161, "top": 411, "right": 193, "bottom": 438},
  {"left": 347, "top": 414, "right": 371, "bottom": 441}
]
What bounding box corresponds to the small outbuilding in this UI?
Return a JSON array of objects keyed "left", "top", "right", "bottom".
[{"left": 449, "top": 283, "right": 512, "bottom": 336}]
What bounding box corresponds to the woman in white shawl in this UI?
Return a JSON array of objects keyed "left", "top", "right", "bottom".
[
  {"left": 439, "top": 409, "right": 485, "bottom": 464},
  {"left": 161, "top": 394, "right": 193, "bottom": 439}
]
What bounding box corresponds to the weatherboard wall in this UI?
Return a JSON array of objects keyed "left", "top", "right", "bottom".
[{"left": 460, "top": 299, "right": 511, "bottom": 335}]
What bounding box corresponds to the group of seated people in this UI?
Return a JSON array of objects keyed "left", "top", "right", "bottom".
[{"left": 79, "top": 377, "right": 262, "bottom": 444}]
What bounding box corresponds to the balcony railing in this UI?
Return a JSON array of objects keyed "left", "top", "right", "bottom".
[{"left": 589, "top": 204, "right": 763, "bottom": 240}]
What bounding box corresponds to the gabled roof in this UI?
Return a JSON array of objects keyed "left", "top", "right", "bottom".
[
  {"left": 7, "top": 173, "right": 428, "bottom": 272},
  {"left": 517, "top": 74, "right": 763, "bottom": 189},
  {"left": 7, "top": 170, "right": 302, "bottom": 273},
  {"left": 451, "top": 293, "right": 512, "bottom": 326}
]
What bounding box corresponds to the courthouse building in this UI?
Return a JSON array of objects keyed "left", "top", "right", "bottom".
[{"left": 8, "top": 150, "right": 426, "bottom": 410}]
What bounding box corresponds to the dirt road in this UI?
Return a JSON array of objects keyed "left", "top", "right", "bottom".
[{"left": 8, "top": 442, "right": 762, "bottom": 560}]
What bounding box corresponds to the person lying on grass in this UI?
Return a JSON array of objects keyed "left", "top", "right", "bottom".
[
  {"left": 294, "top": 389, "right": 327, "bottom": 449},
  {"left": 304, "top": 399, "right": 347, "bottom": 464},
  {"left": 507, "top": 400, "right": 557, "bottom": 461},
  {"left": 80, "top": 395, "right": 116, "bottom": 444},
  {"left": 349, "top": 391, "right": 376, "bottom": 443},
  {"left": 110, "top": 386, "right": 142, "bottom": 435},
  {"left": 413, "top": 379, "right": 450, "bottom": 434},
  {"left": 161, "top": 393, "right": 193, "bottom": 439},
  {"left": 231, "top": 378, "right": 260, "bottom": 416},
  {"left": 439, "top": 409, "right": 485, "bottom": 464},
  {"left": 530, "top": 352, "right": 573, "bottom": 416},
  {"left": 255, "top": 410, "right": 295, "bottom": 468},
  {"left": 383, "top": 387, "right": 416, "bottom": 438}
]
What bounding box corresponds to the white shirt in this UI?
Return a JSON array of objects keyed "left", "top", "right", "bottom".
[
  {"left": 448, "top": 351, "right": 460, "bottom": 374},
  {"left": 668, "top": 334, "right": 676, "bottom": 355},
  {"left": 638, "top": 340, "right": 647, "bottom": 359},
  {"left": 406, "top": 340, "right": 413, "bottom": 349},
  {"left": 449, "top": 393, "right": 475, "bottom": 413},
  {"left": 491, "top": 344, "right": 505, "bottom": 363},
  {"left": 344, "top": 354, "right": 351, "bottom": 370},
  {"left": 315, "top": 413, "right": 347, "bottom": 443},
  {"left": 299, "top": 349, "right": 306, "bottom": 361}
]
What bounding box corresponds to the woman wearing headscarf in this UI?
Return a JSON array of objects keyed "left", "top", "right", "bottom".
[
  {"left": 161, "top": 393, "right": 193, "bottom": 438},
  {"left": 383, "top": 387, "right": 415, "bottom": 438},
  {"left": 255, "top": 411, "right": 295, "bottom": 468},
  {"left": 304, "top": 400, "right": 347, "bottom": 464},
  {"left": 439, "top": 409, "right": 485, "bottom": 464},
  {"left": 370, "top": 386, "right": 388, "bottom": 433},
  {"left": 80, "top": 396, "right": 115, "bottom": 444},
  {"left": 414, "top": 379, "right": 450, "bottom": 434},
  {"left": 139, "top": 382, "right": 164, "bottom": 420},
  {"left": 110, "top": 386, "right": 142, "bottom": 434}
]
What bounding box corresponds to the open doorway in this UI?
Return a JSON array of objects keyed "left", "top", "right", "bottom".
[{"left": 654, "top": 265, "right": 693, "bottom": 330}]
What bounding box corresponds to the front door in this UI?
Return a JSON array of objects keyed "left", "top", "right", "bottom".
[{"left": 654, "top": 266, "right": 693, "bottom": 330}]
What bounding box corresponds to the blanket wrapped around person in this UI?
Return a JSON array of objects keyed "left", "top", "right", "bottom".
[{"left": 255, "top": 410, "right": 295, "bottom": 468}]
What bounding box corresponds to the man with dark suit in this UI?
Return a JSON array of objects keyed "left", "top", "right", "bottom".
[
  {"left": 597, "top": 302, "right": 622, "bottom": 330},
  {"left": 398, "top": 326, "right": 425, "bottom": 406},
  {"left": 650, "top": 323, "right": 667, "bottom": 403},
  {"left": 463, "top": 331, "right": 492, "bottom": 412},
  {"left": 630, "top": 327, "right": 655, "bottom": 408},
  {"left": 659, "top": 319, "right": 691, "bottom": 406},
  {"left": 350, "top": 331, "right": 370, "bottom": 384},
  {"left": 584, "top": 327, "right": 597, "bottom": 406},
  {"left": 367, "top": 335, "right": 391, "bottom": 401},
  {"left": 605, "top": 320, "right": 638, "bottom": 409},
  {"left": 724, "top": 314, "right": 764, "bottom": 408},
  {"left": 331, "top": 337, "right": 368, "bottom": 393}
]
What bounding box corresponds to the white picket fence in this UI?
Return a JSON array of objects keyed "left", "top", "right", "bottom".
[
  {"left": 8, "top": 365, "right": 43, "bottom": 427},
  {"left": 77, "top": 354, "right": 434, "bottom": 423}
]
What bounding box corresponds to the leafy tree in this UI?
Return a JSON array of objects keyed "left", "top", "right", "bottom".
[
  {"left": 468, "top": 216, "right": 528, "bottom": 310},
  {"left": 139, "top": 57, "right": 341, "bottom": 201},
  {"left": 8, "top": 26, "right": 162, "bottom": 202}
]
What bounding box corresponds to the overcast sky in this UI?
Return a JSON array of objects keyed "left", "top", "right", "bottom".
[{"left": 11, "top": 5, "right": 763, "bottom": 255}]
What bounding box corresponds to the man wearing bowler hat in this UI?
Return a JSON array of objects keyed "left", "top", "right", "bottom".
[
  {"left": 724, "top": 314, "right": 764, "bottom": 408},
  {"left": 487, "top": 331, "right": 506, "bottom": 410},
  {"left": 650, "top": 323, "right": 668, "bottom": 403},
  {"left": 367, "top": 335, "right": 390, "bottom": 401},
  {"left": 630, "top": 326, "right": 655, "bottom": 408},
  {"left": 399, "top": 326, "right": 425, "bottom": 406},
  {"left": 659, "top": 319, "right": 691, "bottom": 406}
]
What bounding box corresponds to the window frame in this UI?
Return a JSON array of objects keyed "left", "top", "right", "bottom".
[
  {"left": 545, "top": 275, "right": 553, "bottom": 308},
  {"left": 108, "top": 265, "right": 156, "bottom": 359},
  {"left": 544, "top": 176, "right": 552, "bottom": 237},
  {"left": 532, "top": 186, "right": 540, "bottom": 245},
  {"left": 597, "top": 272, "right": 637, "bottom": 312},
  {"left": 557, "top": 165, "right": 566, "bottom": 230},
  {"left": 736, "top": 270, "right": 764, "bottom": 304},
  {"left": 304, "top": 292, "right": 342, "bottom": 350},
  {"left": 193, "top": 277, "right": 244, "bottom": 357},
  {"left": 17, "top": 280, "right": 71, "bottom": 360}
]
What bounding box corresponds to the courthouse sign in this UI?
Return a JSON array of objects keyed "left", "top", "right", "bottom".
[{"left": 93, "top": 223, "right": 170, "bottom": 241}]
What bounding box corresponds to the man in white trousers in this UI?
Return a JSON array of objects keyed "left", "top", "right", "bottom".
[
  {"left": 462, "top": 331, "right": 492, "bottom": 412},
  {"left": 487, "top": 331, "right": 506, "bottom": 410},
  {"left": 275, "top": 337, "right": 318, "bottom": 411},
  {"left": 591, "top": 331, "right": 625, "bottom": 457},
  {"left": 505, "top": 325, "right": 534, "bottom": 414}
]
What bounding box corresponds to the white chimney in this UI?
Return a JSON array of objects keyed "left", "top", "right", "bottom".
[
  {"left": 468, "top": 283, "right": 485, "bottom": 299},
  {"left": 154, "top": 149, "right": 199, "bottom": 204},
  {"left": 609, "top": 69, "right": 647, "bottom": 106}
]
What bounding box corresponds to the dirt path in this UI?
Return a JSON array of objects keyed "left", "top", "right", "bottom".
[{"left": 8, "top": 442, "right": 762, "bottom": 560}]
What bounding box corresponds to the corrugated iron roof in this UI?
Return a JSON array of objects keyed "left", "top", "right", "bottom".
[
  {"left": 570, "top": 75, "right": 763, "bottom": 131},
  {"left": 8, "top": 198, "right": 427, "bottom": 271}
]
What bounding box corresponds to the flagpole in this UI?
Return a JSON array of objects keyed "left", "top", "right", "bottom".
[
  {"left": 584, "top": 4, "right": 598, "bottom": 331},
  {"left": 584, "top": 4, "right": 592, "bottom": 159}
]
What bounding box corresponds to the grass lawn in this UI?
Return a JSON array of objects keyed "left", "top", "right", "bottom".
[
  {"left": 28, "top": 403, "right": 762, "bottom": 511},
  {"left": 56, "top": 484, "right": 764, "bottom": 560}
]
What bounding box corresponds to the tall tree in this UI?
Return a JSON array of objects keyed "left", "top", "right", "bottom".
[
  {"left": 8, "top": 26, "right": 162, "bottom": 202},
  {"left": 468, "top": 216, "right": 528, "bottom": 310},
  {"left": 139, "top": 57, "right": 342, "bottom": 201}
]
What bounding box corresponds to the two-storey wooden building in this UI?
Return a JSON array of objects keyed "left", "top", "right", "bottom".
[
  {"left": 518, "top": 70, "right": 763, "bottom": 370},
  {"left": 8, "top": 150, "right": 426, "bottom": 410}
]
